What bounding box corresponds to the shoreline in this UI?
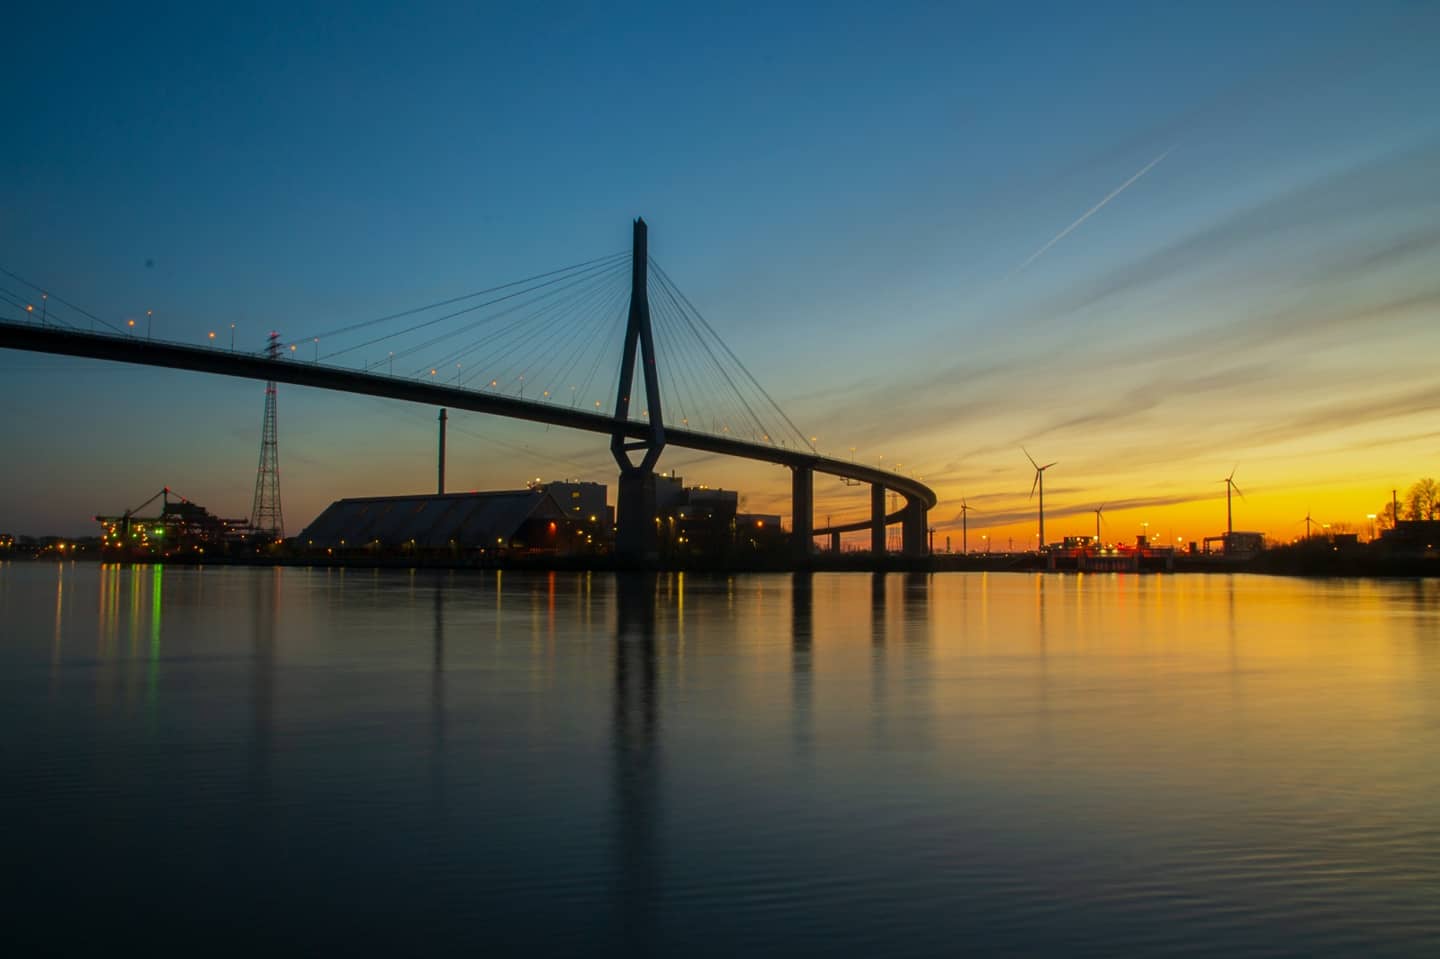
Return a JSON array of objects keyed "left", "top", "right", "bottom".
[{"left": 5, "top": 552, "right": 1436, "bottom": 579}]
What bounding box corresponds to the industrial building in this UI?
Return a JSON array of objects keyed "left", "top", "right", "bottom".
[
  {"left": 1202, "top": 531, "right": 1266, "bottom": 557},
  {"left": 1376, "top": 519, "right": 1440, "bottom": 557},
  {"left": 299, "top": 489, "right": 587, "bottom": 557},
  {"left": 653, "top": 474, "right": 784, "bottom": 557},
  {"left": 536, "top": 479, "right": 613, "bottom": 530},
  {"left": 96, "top": 488, "right": 253, "bottom": 557}
]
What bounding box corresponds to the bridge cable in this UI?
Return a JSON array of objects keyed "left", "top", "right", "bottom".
[
  {"left": 648, "top": 298, "right": 691, "bottom": 428},
  {"left": 651, "top": 261, "right": 801, "bottom": 448},
  {"left": 354, "top": 258, "right": 629, "bottom": 370},
  {"left": 421, "top": 262, "right": 626, "bottom": 382},
  {"left": 551, "top": 278, "right": 631, "bottom": 410},
  {"left": 648, "top": 267, "right": 771, "bottom": 444},
  {"left": 649, "top": 271, "right": 771, "bottom": 443},
  {"left": 645, "top": 298, "right": 688, "bottom": 428},
  {"left": 296, "top": 250, "right": 627, "bottom": 344},
  {"left": 648, "top": 286, "right": 712, "bottom": 432},
  {"left": 0, "top": 268, "right": 123, "bottom": 333},
  {"left": 646, "top": 278, "right": 734, "bottom": 435},
  {"left": 650, "top": 258, "right": 815, "bottom": 452},
  {"left": 575, "top": 293, "right": 630, "bottom": 414},
  {"left": 448, "top": 265, "right": 627, "bottom": 389},
  {"left": 329, "top": 256, "right": 629, "bottom": 364},
  {"left": 545, "top": 277, "right": 633, "bottom": 405},
  {"left": 467, "top": 267, "right": 628, "bottom": 392},
  {"left": 509, "top": 268, "right": 632, "bottom": 398}
]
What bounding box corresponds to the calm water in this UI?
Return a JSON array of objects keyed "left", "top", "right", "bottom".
[{"left": 2, "top": 563, "right": 1438, "bottom": 955}]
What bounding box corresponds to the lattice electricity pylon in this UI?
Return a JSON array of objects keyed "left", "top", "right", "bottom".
[{"left": 250, "top": 331, "right": 285, "bottom": 539}]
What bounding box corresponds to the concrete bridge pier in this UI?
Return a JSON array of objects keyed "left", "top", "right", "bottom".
[
  {"left": 615, "top": 468, "right": 659, "bottom": 564},
  {"left": 902, "top": 497, "right": 928, "bottom": 557},
  {"left": 829, "top": 531, "right": 841, "bottom": 553},
  {"left": 790, "top": 465, "right": 814, "bottom": 563},
  {"left": 870, "top": 484, "right": 887, "bottom": 554}
]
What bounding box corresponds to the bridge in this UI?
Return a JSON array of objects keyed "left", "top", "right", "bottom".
[{"left": 0, "top": 220, "right": 936, "bottom": 562}]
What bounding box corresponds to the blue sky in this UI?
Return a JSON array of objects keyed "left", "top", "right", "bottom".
[{"left": 2, "top": 1, "right": 1437, "bottom": 539}]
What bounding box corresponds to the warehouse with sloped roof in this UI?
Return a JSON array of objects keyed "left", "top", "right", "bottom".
[{"left": 299, "top": 489, "right": 578, "bottom": 554}]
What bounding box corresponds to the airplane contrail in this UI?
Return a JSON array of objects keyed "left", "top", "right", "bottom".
[{"left": 1008, "top": 147, "right": 1173, "bottom": 278}]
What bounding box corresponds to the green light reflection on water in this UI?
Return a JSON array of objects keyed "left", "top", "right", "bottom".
[{"left": 147, "top": 565, "right": 163, "bottom": 710}]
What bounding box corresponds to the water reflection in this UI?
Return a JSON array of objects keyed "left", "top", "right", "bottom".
[
  {"left": 4, "top": 566, "right": 1439, "bottom": 956},
  {"left": 249, "top": 568, "right": 277, "bottom": 803},
  {"left": 613, "top": 572, "right": 660, "bottom": 951},
  {"left": 50, "top": 563, "right": 64, "bottom": 693},
  {"left": 432, "top": 577, "right": 447, "bottom": 817},
  {"left": 791, "top": 572, "right": 813, "bottom": 754},
  {"left": 867, "top": 572, "right": 890, "bottom": 747}
]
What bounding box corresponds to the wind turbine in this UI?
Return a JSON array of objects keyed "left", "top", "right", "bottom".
[
  {"left": 1092, "top": 503, "right": 1106, "bottom": 545},
  {"left": 1302, "top": 509, "right": 1314, "bottom": 540},
  {"left": 1222, "top": 465, "right": 1246, "bottom": 536},
  {"left": 957, "top": 496, "right": 981, "bottom": 554},
  {"left": 1024, "top": 448, "right": 1057, "bottom": 550}
]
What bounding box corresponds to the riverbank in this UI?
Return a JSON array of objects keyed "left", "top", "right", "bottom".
[{"left": 7, "top": 549, "right": 1436, "bottom": 577}]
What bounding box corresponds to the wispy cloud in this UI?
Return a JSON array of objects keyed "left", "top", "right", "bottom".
[{"left": 935, "top": 489, "right": 1224, "bottom": 531}]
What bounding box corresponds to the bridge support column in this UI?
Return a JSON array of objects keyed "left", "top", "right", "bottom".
[
  {"left": 610, "top": 217, "right": 665, "bottom": 567},
  {"left": 437, "top": 408, "right": 447, "bottom": 494},
  {"left": 871, "top": 484, "right": 887, "bottom": 555},
  {"left": 615, "top": 469, "right": 658, "bottom": 565},
  {"left": 902, "top": 497, "right": 928, "bottom": 557},
  {"left": 790, "top": 465, "right": 813, "bottom": 564},
  {"left": 830, "top": 531, "right": 841, "bottom": 553}
]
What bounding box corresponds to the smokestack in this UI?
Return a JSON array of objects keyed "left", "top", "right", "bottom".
[{"left": 438, "top": 408, "right": 448, "bottom": 495}]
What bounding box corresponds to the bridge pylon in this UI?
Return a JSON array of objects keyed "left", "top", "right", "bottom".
[{"left": 612, "top": 218, "right": 666, "bottom": 564}]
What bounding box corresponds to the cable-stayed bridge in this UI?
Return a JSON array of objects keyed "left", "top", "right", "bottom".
[{"left": 0, "top": 219, "right": 936, "bottom": 561}]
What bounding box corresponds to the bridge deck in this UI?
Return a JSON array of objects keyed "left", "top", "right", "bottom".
[{"left": 0, "top": 322, "right": 937, "bottom": 520}]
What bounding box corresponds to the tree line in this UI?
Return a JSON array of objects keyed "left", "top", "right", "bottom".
[{"left": 1379, "top": 477, "right": 1438, "bottom": 528}]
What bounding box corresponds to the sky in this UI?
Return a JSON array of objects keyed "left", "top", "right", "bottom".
[{"left": 2, "top": 0, "right": 1437, "bottom": 544}]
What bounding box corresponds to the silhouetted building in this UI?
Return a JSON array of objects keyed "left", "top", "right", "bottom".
[
  {"left": 537, "top": 479, "right": 612, "bottom": 530},
  {"left": 650, "top": 473, "right": 785, "bottom": 557},
  {"left": 96, "top": 488, "right": 252, "bottom": 557},
  {"left": 300, "top": 489, "right": 582, "bottom": 556},
  {"left": 1202, "top": 530, "right": 1265, "bottom": 557},
  {"left": 1377, "top": 520, "right": 1440, "bottom": 557}
]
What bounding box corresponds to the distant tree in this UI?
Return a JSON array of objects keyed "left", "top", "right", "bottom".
[
  {"left": 1406, "top": 477, "right": 1439, "bottom": 521},
  {"left": 1378, "top": 501, "right": 1398, "bottom": 531}
]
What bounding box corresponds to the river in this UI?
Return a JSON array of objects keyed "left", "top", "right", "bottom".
[{"left": 2, "top": 563, "right": 1437, "bottom": 955}]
